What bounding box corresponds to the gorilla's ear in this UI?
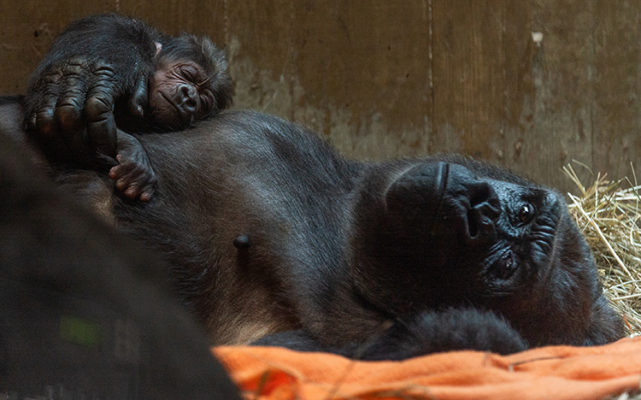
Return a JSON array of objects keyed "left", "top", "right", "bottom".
[{"left": 383, "top": 162, "right": 448, "bottom": 215}]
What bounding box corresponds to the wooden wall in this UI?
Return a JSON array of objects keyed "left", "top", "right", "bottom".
[{"left": 1, "top": 0, "right": 639, "bottom": 192}]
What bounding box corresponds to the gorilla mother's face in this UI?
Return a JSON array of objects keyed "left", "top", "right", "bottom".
[{"left": 351, "top": 158, "right": 607, "bottom": 346}]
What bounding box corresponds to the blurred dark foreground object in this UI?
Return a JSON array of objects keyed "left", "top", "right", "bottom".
[{"left": 0, "top": 114, "right": 239, "bottom": 399}]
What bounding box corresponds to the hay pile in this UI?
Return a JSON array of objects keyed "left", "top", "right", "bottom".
[{"left": 564, "top": 163, "right": 641, "bottom": 335}]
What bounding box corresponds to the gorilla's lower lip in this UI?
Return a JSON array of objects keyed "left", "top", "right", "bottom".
[{"left": 429, "top": 162, "right": 449, "bottom": 234}]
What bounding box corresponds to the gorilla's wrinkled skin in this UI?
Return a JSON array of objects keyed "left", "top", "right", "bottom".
[{"left": 1, "top": 94, "right": 624, "bottom": 360}]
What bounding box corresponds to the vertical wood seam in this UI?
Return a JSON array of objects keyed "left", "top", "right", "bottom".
[
  {"left": 427, "top": 0, "right": 434, "bottom": 152},
  {"left": 590, "top": 2, "right": 596, "bottom": 173}
]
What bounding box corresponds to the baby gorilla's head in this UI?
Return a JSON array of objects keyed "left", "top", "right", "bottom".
[{"left": 148, "top": 34, "right": 233, "bottom": 131}]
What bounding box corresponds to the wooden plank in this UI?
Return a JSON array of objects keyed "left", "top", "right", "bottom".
[
  {"left": 591, "top": 0, "right": 641, "bottom": 184},
  {"left": 501, "top": 1, "right": 535, "bottom": 171},
  {"left": 220, "top": 0, "right": 297, "bottom": 120},
  {"left": 0, "top": 1, "right": 116, "bottom": 94},
  {"left": 285, "top": 1, "right": 433, "bottom": 160},
  {"left": 120, "top": 0, "right": 227, "bottom": 45},
  {"left": 430, "top": 0, "right": 507, "bottom": 161},
  {"left": 509, "top": 0, "right": 596, "bottom": 192}
]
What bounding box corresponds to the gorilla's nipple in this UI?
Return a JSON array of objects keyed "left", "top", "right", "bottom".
[{"left": 233, "top": 234, "right": 251, "bottom": 249}]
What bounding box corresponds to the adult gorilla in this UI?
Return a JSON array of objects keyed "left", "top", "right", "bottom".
[{"left": 12, "top": 16, "right": 624, "bottom": 360}]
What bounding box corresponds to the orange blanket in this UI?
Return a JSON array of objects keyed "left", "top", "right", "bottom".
[{"left": 214, "top": 337, "right": 641, "bottom": 400}]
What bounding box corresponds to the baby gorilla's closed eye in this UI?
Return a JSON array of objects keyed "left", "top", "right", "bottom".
[{"left": 149, "top": 61, "right": 211, "bottom": 130}]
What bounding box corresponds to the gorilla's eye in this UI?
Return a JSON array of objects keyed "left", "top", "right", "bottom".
[{"left": 517, "top": 203, "right": 535, "bottom": 224}]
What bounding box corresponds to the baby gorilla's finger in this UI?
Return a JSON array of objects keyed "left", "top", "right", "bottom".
[
  {"left": 124, "top": 184, "right": 141, "bottom": 199},
  {"left": 124, "top": 178, "right": 155, "bottom": 202},
  {"left": 110, "top": 163, "right": 137, "bottom": 188},
  {"left": 139, "top": 190, "right": 153, "bottom": 202},
  {"left": 111, "top": 162, "right": 156, "bottom": 201}
]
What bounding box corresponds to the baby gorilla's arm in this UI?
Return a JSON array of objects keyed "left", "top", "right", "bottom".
[{"left": 108, "top": 131, "right": 157, "bottom": 201}]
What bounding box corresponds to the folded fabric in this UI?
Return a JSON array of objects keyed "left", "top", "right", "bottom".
[{"left": 214, "top": 337, "right": 641, "bottom": 400}]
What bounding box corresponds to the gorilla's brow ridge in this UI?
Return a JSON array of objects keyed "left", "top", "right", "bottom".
[{"left": 381, "top": 164, "right": 419, "bottom": 212}]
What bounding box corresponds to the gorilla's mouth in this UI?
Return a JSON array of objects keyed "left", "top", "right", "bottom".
[
  {"left": 160, "top": 92, "right": 188, "bottom": 121},
  {"left": 492, "top": 249, "right": 518, "bottom": 280},
  {"left": 153, "top": 91, "right": 192, "bottom": 129}
]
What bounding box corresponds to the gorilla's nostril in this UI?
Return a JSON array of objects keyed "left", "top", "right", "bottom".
[
  {"left": 475, "top": 200, "right": 500, "bottom": 221},
  {"left": 466, "top": 201, "right": 498, "bottom": 244},
  {"left": 467, "top": 208, "right": 479, "bottom": 238},
  {"left": 470, "top": 183, "right": 499, "bottom": 210}
]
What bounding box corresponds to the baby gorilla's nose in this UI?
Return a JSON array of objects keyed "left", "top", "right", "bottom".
[{"left": 177, "top": 83, "right": 198, "bottom": 114}]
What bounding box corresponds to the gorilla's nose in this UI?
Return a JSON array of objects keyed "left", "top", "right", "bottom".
[
  {"left": 178, "top": 83, "right": 198, "bottom": 114},
  {"left": 439, "top": 163, "right": 500, "bottom": 246},
  {"left": 464, "top": 181, "right": 500, "bottom": 245}
]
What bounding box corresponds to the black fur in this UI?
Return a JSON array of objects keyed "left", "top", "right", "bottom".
[
  {"left": 254, "top": 309, "right": 528, "bottom": 360},
  {"left": 24, "top": 14, "right": 232, "bottom": 143},
  {"left": 3, "top": 96, "right": 622, "bottom": 358},
  {"left": 23, "top": 14, "right": 233, "bottom": 200},
  {"left": 0, "top": 123, "right": 239, "bottom": 398},
  {"left": 9, "top": 12, "right": 625, "bottom": 359}
]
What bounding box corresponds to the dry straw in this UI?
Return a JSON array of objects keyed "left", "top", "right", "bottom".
[{"left": 564, "top": 162, "right": 641, "bottom": 335}]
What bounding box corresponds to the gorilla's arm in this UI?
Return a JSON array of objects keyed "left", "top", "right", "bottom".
[
  {"left": 24, "top": 14, "right": 159, "bottom": 159},
  {"left": 254, "top": 309, "right": 528, "bottom": 360},
  {"left": 23, "top": 14, "right": 165, "bottom": 199}
]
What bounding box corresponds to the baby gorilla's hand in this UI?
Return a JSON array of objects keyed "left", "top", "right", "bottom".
[{"left": 108, "top": 133, "right": 157, "bottom": 202}]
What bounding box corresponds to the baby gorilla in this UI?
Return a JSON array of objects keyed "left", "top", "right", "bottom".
[
  {"left": 147, "top": 35, "right": 228, "bottom": 131},
  {"left": 109, "top": 32, "right": 233, "bottom": 200},
  {"left": 24, "top": 14, "right": 233, "bottom": 201}
]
